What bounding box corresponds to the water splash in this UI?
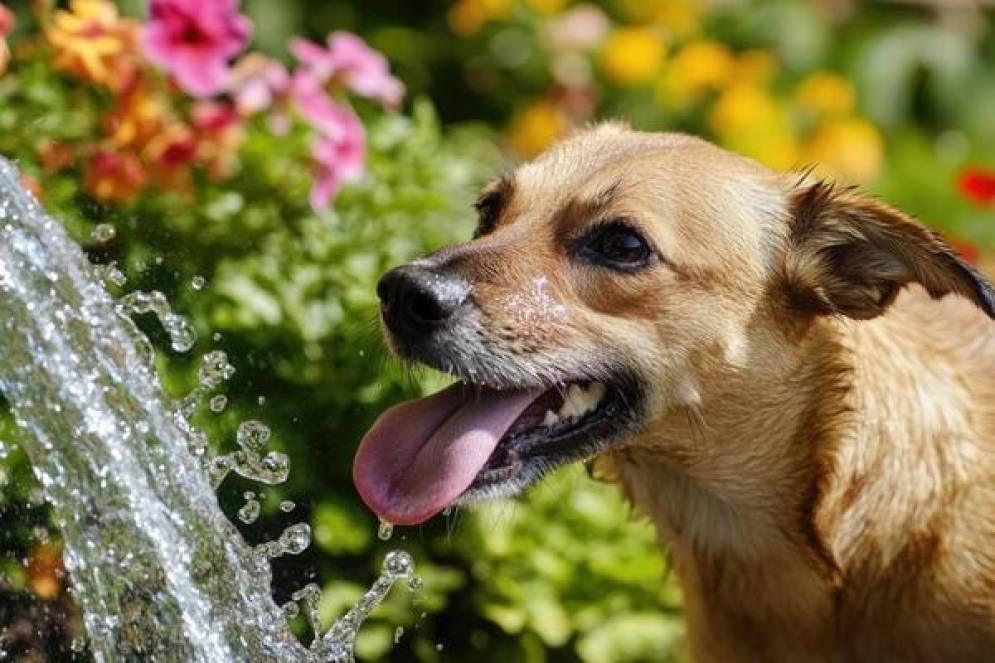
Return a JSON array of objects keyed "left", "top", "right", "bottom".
[
  {"left": 118, "top": 290, "right": 197, "bottom": 353},
  {"left": 179, "top": 350, "right": 236, "bottom": 418},
  {"left": 0, "top": 158, "right": 417, "bottom": 662},
  {"left": 208, "top": 420, "right": 291, "bottom": 491},
  {"left": 257, "top": 523, "right": 312, "bottom": 559},
  {"left": 0, "top": 156, "right": 300, "bottom": 661},
  {"left": 92, "top": 261, "right": 127, "bottom": 288}
]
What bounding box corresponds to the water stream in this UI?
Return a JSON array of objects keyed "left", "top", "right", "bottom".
[{"left": 0, "top": 157, "right": 412, "bottom": 661}]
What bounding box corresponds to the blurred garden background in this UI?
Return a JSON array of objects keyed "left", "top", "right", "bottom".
[{"left": 0, "top": 0, "right": 994, "bottom": 660}]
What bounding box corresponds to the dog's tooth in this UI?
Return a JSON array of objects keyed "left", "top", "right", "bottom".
[
  {"left": 543, "top": 409, "right": 559, "bottom": 427},
  {"left": 558, "top": 384, "right": 583, "bottom": 419},
  {"left": 585, "top": 382, "right": 607, "bottom": 412}
]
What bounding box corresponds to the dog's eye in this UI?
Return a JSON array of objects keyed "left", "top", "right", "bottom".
[
  {"left": 474, "top": 192, "right": 502, "bottom": 238},
  {"left": 582, "top": 223, "right": 653, "bottom": 269}
]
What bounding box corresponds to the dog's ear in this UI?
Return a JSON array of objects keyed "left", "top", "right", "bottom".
[{"left": 784, "top": 181, "right": 995, "bottom": 321}]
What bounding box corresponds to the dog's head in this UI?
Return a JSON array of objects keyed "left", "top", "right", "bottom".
[{"left": 353, "top": 123, "right": 995, "bottom": 525}]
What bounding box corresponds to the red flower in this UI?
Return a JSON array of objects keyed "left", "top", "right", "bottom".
[
  {"left": 958, "top": 168, "right": 995, "bottom": 207},
  {"left": 83, "top": 147, "right": 146, "bottom": 202}
]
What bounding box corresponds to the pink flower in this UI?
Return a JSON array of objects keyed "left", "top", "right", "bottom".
[
  {"left": 290, "top": 68, "right": 349, "bottom": 136},
  {"left": 143, "top": 0, "right": 252, "bottom": 98},
  {"left": 309, "top": 106, "right": 365, "bottom": 210},
  {"left": 290, "top": 31, "right": 404, "bottom": 108},
  {"left": 229, "top": 52, "right": 289, "bottom": 115}
]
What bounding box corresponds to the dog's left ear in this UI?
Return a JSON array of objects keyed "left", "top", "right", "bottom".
[{"left": 784, "top": 181, "right": 995, "bottom": 321}]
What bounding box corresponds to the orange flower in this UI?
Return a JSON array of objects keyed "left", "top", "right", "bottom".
[
  {"left": 143, "top": 122, "right": 197, "bottom": 193},
  {"left": 103, "top": 81, "right": 171, "bottom": 152},
  {"left": 448, "top": 0, "right": 512, "bottom": 37},
  {"left": 47, "top": 0, "right": 142, "bottom": 91},
  {"left": 83, "top": 146, "right": 146, "bottom": 202},
  {"left": 190, "top": 101, "right": 245, "bottom": 180},
  {"left": 38, "top": 140, "right": 76, "bottom": 173},
  {"left": 26, "top": 541, "right": 65, "bottom": 600}
]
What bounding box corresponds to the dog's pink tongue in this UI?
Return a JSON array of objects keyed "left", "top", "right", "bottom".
[{"left": 353, "top": 384, "right": 542, "bottom": 525}]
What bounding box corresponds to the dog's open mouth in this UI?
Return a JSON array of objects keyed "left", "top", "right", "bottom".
[{"left": 353, "top": 377, "right": 636, "bottom": 525}]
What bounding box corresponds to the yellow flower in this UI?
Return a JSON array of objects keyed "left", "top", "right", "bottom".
[
  {"left": 507, "top": 100, "right": 567, "bottom": 157},
  {"left": 47, "top": 0, "right": 140, "bottom": 91},
  {"left": 733, "top": 49, "right": 778, "bottom": 85},
  {"left": 709, "top": 83, "right": 779, "bottom": 137},
  {"left": 795, "top": 70, "right": 856, "bottom": 118},
  {"left": 651, "top": 0, "right": 702, "bottom": 39},
  {"left": 448, "top": 0, "right": 513, "bottom": 37},
  {"left": 600, "top": 27, "right": 665, "bottom": 88},
  {"left": 525, "top": 0, "right": 566, "bottom": 15},
  {"left": 709, "top": 83, "right": 799, "bottom": 169},
  {"left": 803, "top": 118, "right": 884, "bottom": 184},
  {"left": 668, "top": 40, "right": 734, "bottom": 95}
]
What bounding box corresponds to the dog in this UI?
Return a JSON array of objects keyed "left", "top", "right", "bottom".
[{"left": 353, "top": 123, "right": 995, "bottom": 661}]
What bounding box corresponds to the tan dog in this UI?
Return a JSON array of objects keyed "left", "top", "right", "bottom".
[{"left": 354, "top": 124, "right": 995, "bottom": 661}]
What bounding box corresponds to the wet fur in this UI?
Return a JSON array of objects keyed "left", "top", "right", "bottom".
[{"left": 406, "top": 124, "right": 995, "bottom": 660}]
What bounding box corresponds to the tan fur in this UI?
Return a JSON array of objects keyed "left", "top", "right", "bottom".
[{"left": 422, "top": 124, "right": 995, "bottom": 660}]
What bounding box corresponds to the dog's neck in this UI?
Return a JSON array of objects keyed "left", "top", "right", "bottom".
[{"left": 604, "top": 297, "right": 983, "bottom": 652}]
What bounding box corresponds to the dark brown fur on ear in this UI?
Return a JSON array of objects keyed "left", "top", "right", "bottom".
[{"left": 784, "top": 181, "right": 995, "bottom": 320}]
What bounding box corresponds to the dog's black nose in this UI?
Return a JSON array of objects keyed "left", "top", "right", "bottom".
[{"left": 377, "top": 265, "right": 470, "bottom": 333}]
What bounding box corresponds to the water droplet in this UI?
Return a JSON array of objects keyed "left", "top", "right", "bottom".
[
  {"left": 200, "top": 350, "right": 235, "bottom": 387},
  {"left": 90, "top": 223, "right": 116, "bottom": 243},
  {"left": 237, "top": 498, "right": 260, "bottom": 524},
  {"left": 191, "top": 275, "right": 206, "bottom": 291},
  {"left": 378, "top": 519, "right": 393, "bottom": 541},
  {"left": 279, "top": 500, "right": 295, "bottom": 513},
  {"left": 236, "top": 420, "right": 270, "bottom": 452},
  {"left": 257, "top": 395, "right": 267, "bottom": 406},
  {"left": 407, "top": 576, "right": 424, "bottom": 592},
  {"left": 93, "top": 262, "right": 127, "bottom": 288},
  {"left": 257, "top": 523, "right": 311, "bottom": 558},
  {"left": 209, "top": 394, "right": 228, "bottom": 413},
  {"left": 383, "top": 550, "right": 414, "bottom": 578},
  {"left": 393, "top": 626, "right": 404, "bottom": 644}
]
